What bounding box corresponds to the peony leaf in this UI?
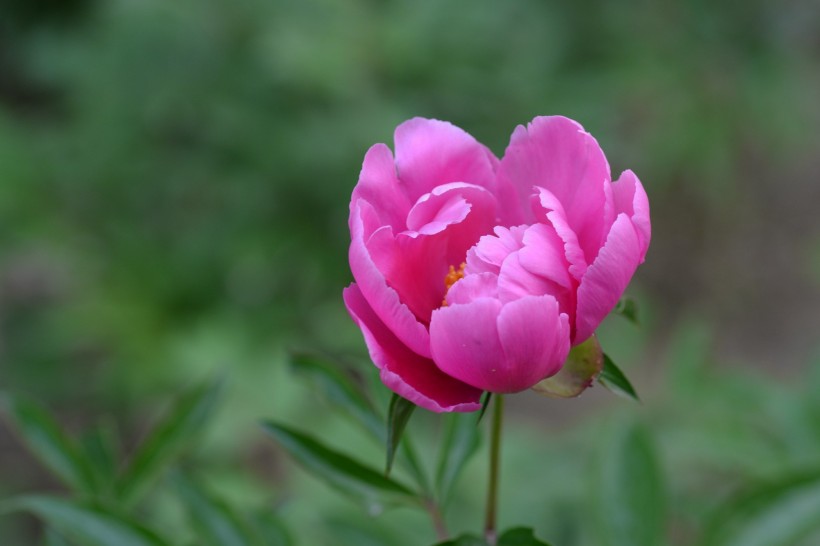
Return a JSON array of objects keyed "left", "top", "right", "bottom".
[
  {"left": 173, "top": 471, "right": 261, "bottom": 546},
  {"left": 701, "top": 470, "right": 820, "bottom": 546},
  {"left": 2, "top": 495, "right": 170, "bottom": 546},
  {"left": 477, "top": 392, "right": 493, "bottom": 424},
  {"left": 288, "top": 351, "right": 382, "bottom": 440},
  {"left": 597, "top": 353, "right": 639, "bottom": 401},
  {"left": 432, "top": 534, "right": 488, "bottom": 546},
  {"left": 592, "top": 422, "right": 665, "bottom": 546},
  {"left": 262, "top": 421, "right": 418, "bottom": 512},
  {"left": 531, "top": 336, "right": 603, "bottom": 398},
  {"left": 498, "top": 527, "right": 554, "bottom": 545},
  {"left": 613, "top": 296, "right": 640, "bottom": 325},
  {"left": 116, "top": 380, "right": 222, "bottom": 505},
  {"left": 0, "top": 393, "right": 97, "bottom": 496},
  {"left": 385, "top": 394, "right": 416, "bottom": 476},
  {"left": 435, "top": 412, "right": 481, "bottom": 506},
  {"left": 250, "top": 511, "right": 293, "bottom": 546}
]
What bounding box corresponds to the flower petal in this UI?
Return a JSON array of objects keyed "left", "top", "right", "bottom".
[
  {"left": 394, "top": 118, "right": 498, "bottom": 203},
  {"left": 351, "top": 143, "right": 412, "bottom": 232},
  {"left": 497, "top": 295, "right": 571, "bottom": 391},
  {"left": 532, "top": 187, "right": 587, "bottom": 280},
  {"left": 349, "top": 200, "right": 431, "bottom": 357},
  {"left": 574, "top": 213, "right": 642, "bottom": 344},
  {"left": 429, "top": 298, "right": 506, "bottom": 392},
  {"left": 465, "top": 225, "right": 527, "bottom": 275},
  {"left": 612, "top": 170, "right": 651, "bottom": 259},
  {"left": 344, "top": 284, "right": 483, "bottom": 413},
  {"left": 500, "top": 116, "right": 611, "bottom": 264},
  {"left": 445, "top": 272, "right": 499, "bottom": 305}
]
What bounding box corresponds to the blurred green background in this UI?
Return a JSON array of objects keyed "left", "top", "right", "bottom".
[{"left": 1, "top": 0, "right": 820, "bottom": 544}]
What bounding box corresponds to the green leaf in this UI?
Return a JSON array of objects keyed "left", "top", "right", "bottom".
[
  {"left": 702, "top": 470, "right": 820, "bottom": 546},
  {"left": 436, "top": 412, "right": 481, "bottom": 506},
  {"left": 3, "top": 496, "right": 170, "bottom": 546},
  {"left": 80, "top": 420, "right": 120, "bottom": 495},
  {"left": 477, "top": 392, "right": 492, "bottom": 425},
  {"left": 532, "top": 336, "right": 603, "bottom": 398},
  {"left": 0, "top": 393, "right": 97, "bottom": 495},
  {"left": 250, "top": 511, "right": 293, "bottom": 546},
  {"left": 499, "top": 527, "right": 554, "bottom": 545},
  {"left": 592, "top": 422, "right": 665, "bottom": 546},
  {"left": 116, "top": 380, "right": 222, "bottom": 504},
  {"left": 598, "top": 353, "right": 640, "bottom": 401},
  {"left": 432, "top": 534, "right": 488, "bottom": 546},
  {"left": 44, "top": 528, "right": 73, "bottom": 546},
  {"left": 288, "top": 351, "right": 383, "bottom": 440},
  {"left": 173, "top": 472, "right": 260, "bottom": 546},
  {"left": 613, "top": 296, "right": 639, "bottom": 325},
  {"left": 386, "top": 394, "right": 416, "bottom": 476},
  {"left": 262, "top": 421, "right": 418, "bottom": 512}
]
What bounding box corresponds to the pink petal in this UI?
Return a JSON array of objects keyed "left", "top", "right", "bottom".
[
  {"left": 497, "top": 295, "right": 571, "bottom": 390},
  {"left": 497, "top": 252, "right": 557, "bottom": 304},
  {"left": 429, "top": 298, "right": 506, "bottom": 392},
  {"left": 368, "top": 183, "right": 497, "bottom": 323},
  {"left": 349, "top": 200, "right": 432, "bottom": 357},
  {"left": 532, "top": 187, "right": 587, "bottom": 280},
  {"left": 465, "top": 225, "right": 527, "bottom": 275},
  {"left": 499, "top": 116, "right": 611, "bottom": 264},
  {"left": 344, "top": 284, "right": 483, "bottom": 413},
  {"left": 445, "top": 272, "right": 499, "bottom": 305},
  {"left": 612, "top": 170, "right": 651, "bottom": 259},
  {"left": 574, "top": 213, "right": 642, "bottom": 344},
  {"left": 518, "top": 223, "right": 573, "bottom": 289},
  {"left": 351, "top": 143, "right": 412, "bottom": 232},
  {"left": 393, "top": 118, "right": 498, "bottom": 203}
]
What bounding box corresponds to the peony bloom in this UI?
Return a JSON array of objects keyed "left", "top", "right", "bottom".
[{"left": 343, "top": 117, "right": 650, "bottom": 412}]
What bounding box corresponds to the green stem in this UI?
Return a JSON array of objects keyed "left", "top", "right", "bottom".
[
  {"left": 426, "top": 499, "right": 449, "bottom": 541},
  {"left": 484, "top": 394, "right": 504, "bottom": 545}
]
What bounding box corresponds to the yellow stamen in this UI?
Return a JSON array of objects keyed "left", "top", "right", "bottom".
[{"left": 441, "top": 263, "right": 466, "bottom": 306}]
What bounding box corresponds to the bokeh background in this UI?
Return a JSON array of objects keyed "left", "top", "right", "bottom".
[{"left": 2, "top": 0, "right": 820, "bottom": 544}]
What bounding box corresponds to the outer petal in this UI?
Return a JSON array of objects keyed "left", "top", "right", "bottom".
[
  {"left": 349, "top": 200, "right": 431, "bottom": 357},
  {"left": 350, "top": 143, "right": 412, "bottom": 232},
  {"left": 429, "top": 298, "right": 506, "bottom": 392},
  {"left": 344, "top": 284, "right": 483, "bottom": 413},
  {"left": 499, "top": 116, "right": 612, "bottom": 264},
  {"left": 612, "top": 169, "right": 651, "bottom": 259},
  {"left": 394, "top": 118, "right": 498, "bottom": 203},
  {"left": 497, "top": 295, "right": 571, "bottom": 390},
  {"left": 574, "top": 214, "right": 642, "bottom": 344}
]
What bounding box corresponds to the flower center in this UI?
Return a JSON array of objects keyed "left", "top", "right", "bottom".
[{"left": 441, "top": 262, "right": 466, "bottom": 306}]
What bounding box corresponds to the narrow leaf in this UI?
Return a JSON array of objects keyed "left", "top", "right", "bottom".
[
  {"left": 477, "top": 392, "right": 492, "bottom": 425},
  {"left": 44, "top": 528, "right": 73, "bottom": 546},
  {"left": 386, "top": 394, "right": 416, "bottom": 476},
  {"left": 436, "top": 412, "right": 481, "bottom": 505},
  {"left": 262, "top": 421, "right": 418, "bottom": 512},
  {"left": 117, "top": 380, "right": 222, "bottom": 504},
  {"left": 702, "top": 470, "right": 820, "bottom": 546},
  {"left": 251, "top": 511, "right": 292, "bottom": 546},
  {"left": 592, "top": 422, "right": 665, "bottom": 546},
  {"left": 614, "top": 296, "right": 639, "bottom": 325},
  {"left": 598, "top": 354, "right": 639, "bottom": 401},
  {"left": 4, "top": 496, "right": 170, "bottom": 546},
  {"left": 80, "top": 420, "right": 120, "bottom": 495},
  {"left": 173, "top": 472, "right": 259, "bottom": 546},
  {"left": 532, "top": 336, "right": 603, "bottom": 398},
  {"left": 432, "top": 534, "right": 488, "bottom": 546},
  {"left": 289, "top": 351, "right": 383, "bottom": 440},
  {"left": 1, "top": 393, "right": 97, "bottom": 495},
  {"left": 499, "top": 527, "right": 554, "bottom": 545}
]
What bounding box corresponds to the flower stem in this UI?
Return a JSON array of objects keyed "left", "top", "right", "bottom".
[
  {"left": 426, "top": 499, "right": 449, "bottom": 541},
  {"left": 484, "top": 394, "right": 504, "bottom": 545}
]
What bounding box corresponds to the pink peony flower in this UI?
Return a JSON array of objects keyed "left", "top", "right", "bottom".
[{"left": 343, "top": 117, "right": 650, "bottom": 412}]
